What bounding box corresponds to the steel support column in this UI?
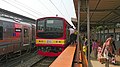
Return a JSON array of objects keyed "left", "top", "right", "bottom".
[
  {"left": 113, "top": 24, "right": 116, "bottom": 40},
  {"left": 100, "top": 30, "right": 101, "bottom": 42},
  {"left": 76, "top": 0, "right": 80, "bottom": 64},
  {"left": 103, "top": 25, "right": 105, "bottom": 42},
  {"left": 77, "top": 0, "right": 80, "bottom": 49},
  {"left": 86, "top": 0, "right": 91, "bottom": 67},
  {"left": 107, "top": 28, "right": 109, "bottom": 35}
]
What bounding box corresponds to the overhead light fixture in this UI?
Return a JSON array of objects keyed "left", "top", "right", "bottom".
[{"left": 116, "top": 23, "right": 120, "bottom": 27}]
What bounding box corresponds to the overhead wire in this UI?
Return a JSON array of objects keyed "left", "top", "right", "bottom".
[
  {"left": 13, "top": 0, "right": 45, "bottom": 16},
  {"left": 2, "top": 0, "right": 72, "bottom": 23},
  {"left": 2, "top": 0, "right": 38, "bottom": 18},
  {"left": 37, "top": 0, "right": 55, "bottom": 15},
  {"left": 61, "top": 0, "right": 71, "bottom": 18},
  {"left": 60, "top": 0, "right": 75, "bottom": 27},
  {"left": 60, "top": 0, "right": 72, "bottom": 25},
  {"left": 49, "top": 0, "right": 64, "bottom": 17}
]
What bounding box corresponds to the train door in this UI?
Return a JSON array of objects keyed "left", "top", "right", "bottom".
[
  {"left": 31, "top": 25, "right": 36, "bottom": 47},
  {"left": 20, "top": 23, "right": 31, "bottom": 51},
  {"left": 0, "top": 26, "right": 3, "bottom": 40},
  {"left": 23, "top": 28, "right": 29, "bottom": 46},
  {"left": 14, "top": 23, "right": 22, "bottom": 52}
]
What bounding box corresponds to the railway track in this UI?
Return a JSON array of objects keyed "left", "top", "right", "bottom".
[
  {"left": 0, "top": 48, "right": 38, "bottom": 67},
  {"left": 31, "top": 57, "right": 56, "bottom": 67},
  {"left": 0, "top": 48, "right": 56, "bottom": 67}
]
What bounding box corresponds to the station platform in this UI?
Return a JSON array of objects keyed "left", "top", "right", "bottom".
[
  {"left": 90, "top": 56, "right": 120, "bottom": 67},
  {"left": 50, "top": 43, "right": 120, "bottom": 67}
]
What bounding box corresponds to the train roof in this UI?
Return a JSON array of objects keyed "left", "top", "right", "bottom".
[
  {"left": 37, "top": 16, "right": 71, "bottom": 25},
  {"left": 37, "top": 17, "right": 67, "bottom": 21},
  {"left": 0, "top": 16, "right": 16, "bottom": 23}
]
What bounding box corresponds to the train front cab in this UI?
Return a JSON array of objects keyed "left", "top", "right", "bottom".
[{"left": 36, "top": 17, "right": 70, "bottom": 57}]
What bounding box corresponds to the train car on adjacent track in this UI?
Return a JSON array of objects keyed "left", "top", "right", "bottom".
[
  {"left": 36, "top": 17, "right": 71, "bottom": 57},
  {"left": 0, "top": 16, "right": 36, "bottom": 58}
]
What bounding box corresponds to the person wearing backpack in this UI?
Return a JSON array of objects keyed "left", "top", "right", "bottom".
[{"left": 101, "top": 35, "right": 117, "bottom": 64}]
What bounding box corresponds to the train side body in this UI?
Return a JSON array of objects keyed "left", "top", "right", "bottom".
[
  {"left": 0, "top": 17, "right": 17, "bottom": 55},
  {"left": 0, "top": 17, "right": 36, "bottom": 56}
]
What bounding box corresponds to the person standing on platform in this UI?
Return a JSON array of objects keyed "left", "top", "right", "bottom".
[
  {"left": 83, "top": 37, "right": 88, "bottom": 57},
  {"left": 73, "top": 29, "right": 78, "bottom": 44},
  {"left": 69, "top": 26, "right": 75, "bottom": 45},
  {"left": 97, "top": 43, "right": 103, "bottom": 63},
  {"left": 101, "top": 35, "right": 117, "bottom": 64},
  {"left": 69, "top": 26, "right": 74, "bottom": 35},
  {"left": 91, "top": 39, "right": 98, "bottom": 59}
]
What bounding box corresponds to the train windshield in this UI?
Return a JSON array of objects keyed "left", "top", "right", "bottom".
[
  {"left": 37, "top": 18, "right": 63, "bottom": 32},
  {"left": 37, "top": 18, "right": 64, "bottom": 38}
]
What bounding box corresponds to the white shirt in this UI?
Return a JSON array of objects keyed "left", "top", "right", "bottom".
[{"left": 69, "top": 28, "right": 74, "bottom": 35}]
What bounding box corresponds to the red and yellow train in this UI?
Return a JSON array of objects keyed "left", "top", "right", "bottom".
[{"left": 36, "top": 17, "right": 71, "bottom": 57}]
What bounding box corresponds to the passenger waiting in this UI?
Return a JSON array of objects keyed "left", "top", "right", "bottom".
[{"left": 69, "top": 26, "right": 77, "bottom": 45}]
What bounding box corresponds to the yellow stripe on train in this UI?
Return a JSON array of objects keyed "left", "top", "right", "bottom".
[{"left": 36, "top": 39, "right": 65, "bottom": 44}]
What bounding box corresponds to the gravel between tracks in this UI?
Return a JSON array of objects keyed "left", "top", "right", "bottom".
[{"left": 15, "top": 55, "right": 44, "bottom": 67}]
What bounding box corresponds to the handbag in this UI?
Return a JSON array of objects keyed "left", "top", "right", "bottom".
[{"left": 99, "top": 56, "right": 107, "bottom": 63}]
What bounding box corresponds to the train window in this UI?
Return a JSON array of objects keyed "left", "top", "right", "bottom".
[
  {"left": 46, "top": 19, "right": 63, "bottom": 32},
  {"left": 24, "top": 29, "right": 29, "bottom": 37},
  {"left": 15, "top": 28, "right": 21, "bottom": 32},
  {"left": 37, "top": 18, "right": 63, "bottom": 32},
  {"left": 38, "top": 20, "right": 45, "bottom": 31},
  {"left": 0, "top": 26, "right": 3, "bottom": 40}
]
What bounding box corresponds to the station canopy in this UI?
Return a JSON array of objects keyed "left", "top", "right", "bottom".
[{"left": 73, "top": 0, "right": 120, "bottom": 28}]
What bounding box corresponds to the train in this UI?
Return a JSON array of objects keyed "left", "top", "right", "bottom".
[
  {"left": 0, "top": 16, "right": 36, "bottom": 57},
  {"left": 36, "top": 17, "right": 71, "bottom": 57}
]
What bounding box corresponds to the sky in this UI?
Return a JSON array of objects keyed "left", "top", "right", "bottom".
[{"left": 0, "top": 0, "right": 76, "bottom": 27}]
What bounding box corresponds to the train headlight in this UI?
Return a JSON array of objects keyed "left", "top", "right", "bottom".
[{"left": 59, "top": 48, "right": 62, "bottom": 52}]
